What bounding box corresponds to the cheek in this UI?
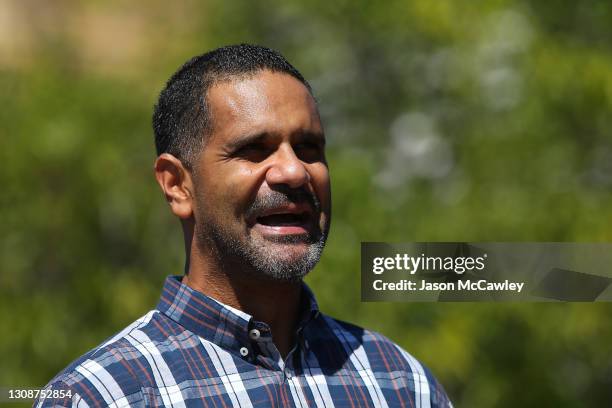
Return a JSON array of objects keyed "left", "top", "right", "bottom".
[
  {"left": 211, "top": 165, "right": 261, "bottom": 216},
  {"left": 310, "top": 165, "right": 331, "bottom": 210}
]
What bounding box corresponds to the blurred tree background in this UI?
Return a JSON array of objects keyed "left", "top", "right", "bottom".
[{"left": 1, "top": 1, "right": 611, "bottom": 407}]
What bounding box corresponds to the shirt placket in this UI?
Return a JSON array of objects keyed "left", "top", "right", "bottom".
[{"left": 249, "top": 322, "right": 309, "bottom": 380}]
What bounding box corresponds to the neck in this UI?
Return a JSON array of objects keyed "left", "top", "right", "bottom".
[{"left": 183, "top": 243, "right": 303, "bottom": 358}]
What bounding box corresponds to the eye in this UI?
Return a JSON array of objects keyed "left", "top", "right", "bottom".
[
  {"left": 233, "top": 143, "right": 271, "bottom": 162},
  {"left": 294, "top": 141, "right": 324, "bottom": 163},
  {"left": 295, "top": 141, "right": 320, "bottom": 149}
]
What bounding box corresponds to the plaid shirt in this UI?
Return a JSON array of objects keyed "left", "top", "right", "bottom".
[{"left": 36, "top": 276, "right": 452, "bottom": 407}]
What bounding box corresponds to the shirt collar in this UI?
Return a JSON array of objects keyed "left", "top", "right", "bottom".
[
  {"left": 156, "top": 275, "right": 320, "bottom": 355},
  {"left": 297, "top": 283, "right": 321, "bottom": 327}
]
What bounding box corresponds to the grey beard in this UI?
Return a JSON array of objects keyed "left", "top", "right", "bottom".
[
  {"left": 244, "top": 232, "right": 326, "bottom": 282},
  {"left": 200, "top": 222, "right": 327, "bottom": 282},
  {"left": 194, "top": 185, "right": 328, "bottom": 282}
]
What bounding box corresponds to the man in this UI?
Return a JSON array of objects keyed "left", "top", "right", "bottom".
[{"left": 37, "top": 44, "right": 452, "bottom": 407}]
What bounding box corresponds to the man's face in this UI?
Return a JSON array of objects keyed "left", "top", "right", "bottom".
[{"left": 191, "top": 70, "right": 331, "bottom": 281}]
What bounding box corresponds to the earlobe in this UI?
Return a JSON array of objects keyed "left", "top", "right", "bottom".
[{"left": 154, "top": 154, "right": 194, "bottom": 219}]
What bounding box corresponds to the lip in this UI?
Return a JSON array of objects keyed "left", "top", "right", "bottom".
[
  {"left": 254, "top": 223, "right": 310, "bottom": 236},
  {"left": 255, "top": 202, "right": 313, "bottom": 219},
  {"left": 250, "top": 202, "right": 314, "bottom": 236}
]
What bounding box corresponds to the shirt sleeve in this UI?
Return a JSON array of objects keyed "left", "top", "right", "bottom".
[
  {"left": 33, "top": 375, "right": 147, "bottom": 408},
  {"left": 33, "top": 381, "right": 86, "bottom": 408},
  {"left": 422, "top": 365, "right": 454, "bottom": 408},
  {"left": 33, "top": 342, "right": 147, "bottom": 408},
  {"left": 392, "top": 342, "right": 454, "bottom": 408}
]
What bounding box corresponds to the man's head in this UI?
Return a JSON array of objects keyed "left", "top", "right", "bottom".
[
  {"left": 153, "top": 44, "right": 313, "bottom": 170},
  {"left": 153, "top": 45, "right": 331, "bottom": 283}
]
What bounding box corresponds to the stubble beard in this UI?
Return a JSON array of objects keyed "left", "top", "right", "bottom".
[{"left": 195, "top": 191, "right": 329, "bottom": 283}]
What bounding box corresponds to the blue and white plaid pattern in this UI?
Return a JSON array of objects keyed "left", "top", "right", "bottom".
[{"left": 35, "top": 276, "right": 452, "bottom": 407}]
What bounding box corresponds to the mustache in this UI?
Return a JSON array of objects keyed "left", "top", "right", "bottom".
[{"left": 245, "top": 186, "right": 320, "bottom": 218}]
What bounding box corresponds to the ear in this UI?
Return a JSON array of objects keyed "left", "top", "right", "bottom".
[{"left": 154, "top": 153, "right": 194, "bottom": 219}]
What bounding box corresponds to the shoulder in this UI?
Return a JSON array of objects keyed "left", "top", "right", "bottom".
[
  {"left": 35, "top": 310, "right": 167, "bottom": 407},
  {"left": 319, "top": 314, "right": 409, "bottom": 362},
  {"left": 319, "top": 314, "right": 453, "bottom": 408}
]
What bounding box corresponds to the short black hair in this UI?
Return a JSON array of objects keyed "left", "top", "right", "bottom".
[{"left": 152, "top": 44, "right": 313, "bottom": 169}]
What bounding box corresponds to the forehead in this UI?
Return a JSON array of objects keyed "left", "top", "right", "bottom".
[{"left": 206, "top": 70, "right": 322, "bottom": 142}]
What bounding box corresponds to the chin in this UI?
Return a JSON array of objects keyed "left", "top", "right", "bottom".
[
  {"left": 260, "top": 233, "right": 314, "bottom": 245},
  {"left": 243, "top": 238, "right": 325, "bottom": 282},
  {"left": 258, "top": 240, "right": 311, "bottom": 260}
]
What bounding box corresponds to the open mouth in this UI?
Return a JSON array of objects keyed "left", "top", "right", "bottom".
[
  {"left": 256, "top": 212, "right": 309, "bottom": 227},
  {"left": 251, "top": 206, "right": 314, "bottom": 237}
]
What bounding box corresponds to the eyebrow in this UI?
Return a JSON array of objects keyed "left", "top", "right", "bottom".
[
  {"left": 226, "top": 130, "right": 325, "bottom": 151},
  {"left": 225, "top": 132, "right": 273, "bottom": 151}
]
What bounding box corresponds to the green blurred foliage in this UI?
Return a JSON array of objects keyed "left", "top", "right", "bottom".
[{"left": 1, "top": 1, "right": 611, "bottom": 407}]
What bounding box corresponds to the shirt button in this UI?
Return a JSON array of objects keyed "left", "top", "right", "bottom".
[
  {"left": 249, "top": 329, "right": 261, "bottom": 340},
  {"left": 239, "top": 347, "right": 249, "bottom": 357}
]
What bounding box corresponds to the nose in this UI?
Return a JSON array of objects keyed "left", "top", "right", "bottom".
[{"left": 265, "top": 144, "right": 310, "bottom": 189}]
